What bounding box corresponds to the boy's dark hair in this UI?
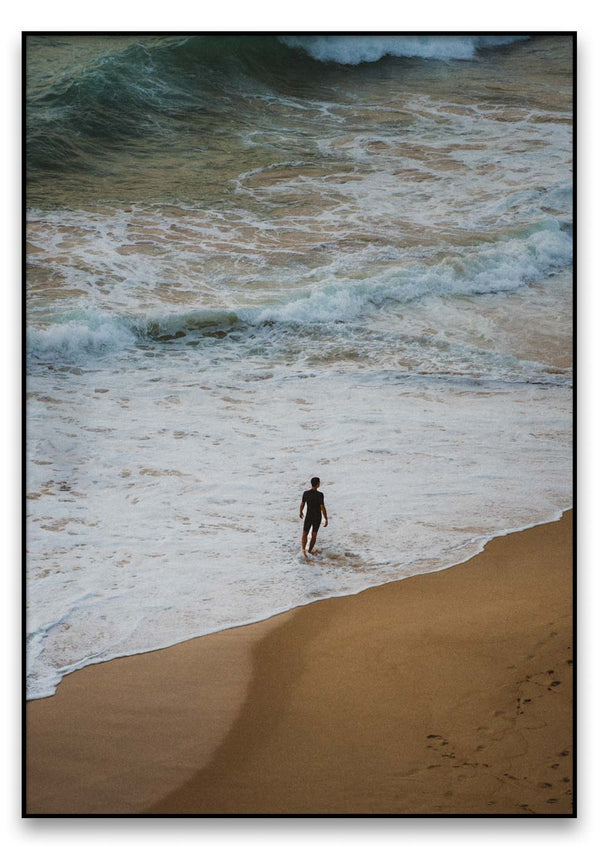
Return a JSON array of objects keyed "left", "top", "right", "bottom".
[{"left": 311, "top": 477, "right": 320, "bottom": 487}]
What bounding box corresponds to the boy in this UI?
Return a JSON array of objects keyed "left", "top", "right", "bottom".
[{"left": 300, "top": 477, "right": 328, "bottom": 555}]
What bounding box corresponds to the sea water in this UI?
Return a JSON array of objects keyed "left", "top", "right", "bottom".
[{"left": 26, "top": 35, "right": 573, "bottom": 700}]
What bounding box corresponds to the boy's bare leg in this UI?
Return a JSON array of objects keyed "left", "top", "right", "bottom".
[
  {"left": 302, "top": 530, "right": 308, "bottom": 555},
  {"left": 309, "top": 531, "right": 318, "bottom": 552}
]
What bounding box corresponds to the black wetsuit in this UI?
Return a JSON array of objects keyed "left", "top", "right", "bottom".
[{"left": 302, "top": 489, "right": 324, "bottom": 533}]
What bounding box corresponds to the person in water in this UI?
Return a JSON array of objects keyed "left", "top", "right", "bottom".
[{"left": 300, "top": 477, "right": 328, "bottom": 555}]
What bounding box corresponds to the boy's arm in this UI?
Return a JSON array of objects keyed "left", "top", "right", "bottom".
[
  {"left": 300, "top": 499, "right": 305, "bottom": 519},
  {"left": 321, "top": 503, "right": 328, "bottom": 526}
]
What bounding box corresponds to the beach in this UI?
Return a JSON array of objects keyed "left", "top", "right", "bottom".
[{"left": 26, "top": 510, "right": 573, "bottom": 816}]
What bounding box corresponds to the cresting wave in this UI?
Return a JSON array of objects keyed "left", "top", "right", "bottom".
[
  {"left": 281, "top": 35, "right": 529, "bottom": 64},
  {"left": 27, "top": 34, "right": 530, "bottom": 174},
  {"left": 27, "top": 224, "right": 572, "bottom": 362}
]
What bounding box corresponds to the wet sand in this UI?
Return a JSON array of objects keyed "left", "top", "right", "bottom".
[{"left": 26, "top": 511, "right": 573, "bottom": 815}]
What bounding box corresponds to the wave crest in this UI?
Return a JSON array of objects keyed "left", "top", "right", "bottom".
[
  {"left": 28, "top": 320, "right": 137, "bottom": 360},
  {"left": 27, "top": 224, "right": 571, "bottom": 364},
  {"left": 27, "top": 34, "right": 531, "bottom": 174},
  {"left": 279, "top": 35, "right": 529, "bottom": 65}
]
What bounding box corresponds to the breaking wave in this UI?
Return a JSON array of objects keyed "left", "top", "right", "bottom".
[
  {"left": 27, "top": 223, "right": 571, "bottom": 363},
  {"left": 280, "top": 35, "right": 529, "bottom": 65},
  {"left": 27, "top": 34, "right": 530, "bottom": 173}
]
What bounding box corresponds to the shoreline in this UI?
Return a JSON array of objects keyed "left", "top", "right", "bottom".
[
  {"left": 26, "top": 510, "right": 573, "bottom": 815},
  {"left": 27, "top": 508, "right": 571, "bottom": 704}
]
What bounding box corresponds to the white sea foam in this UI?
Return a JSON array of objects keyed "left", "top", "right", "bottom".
[
  {"left": 280, "top": 36, "right": 529, "bottom": 65},
  {"left": 253, "top": 226, "right": 572, "bottom": 324},
  {"left": 26, "top": 359, "right": 572, "bottom": 700},
  {"left": 27, "top": 319, "right": 137, "bottom": 360},
  {"left": 26, "top": 224, "right": 572, "bottom": 364}
]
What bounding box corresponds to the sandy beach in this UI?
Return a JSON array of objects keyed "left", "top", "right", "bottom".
[{"left": 26, "top": 510, "right": 573, "bottom": 816}]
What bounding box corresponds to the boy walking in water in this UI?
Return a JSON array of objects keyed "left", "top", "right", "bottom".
[{"left": 300, "top": 477, "right": 328, "bottom": 556}]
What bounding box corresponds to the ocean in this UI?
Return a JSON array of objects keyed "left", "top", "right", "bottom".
[{"left": 25, "top": 34, "right": 573, "bottom": 700}]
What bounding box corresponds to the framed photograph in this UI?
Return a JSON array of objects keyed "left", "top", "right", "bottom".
[{"left": 24, "top": 32, "right": 574, "bottom": 817}]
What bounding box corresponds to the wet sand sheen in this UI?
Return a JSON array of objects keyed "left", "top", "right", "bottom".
[{"left": 26, "top": 511, "right": 573, "bottom": 815}]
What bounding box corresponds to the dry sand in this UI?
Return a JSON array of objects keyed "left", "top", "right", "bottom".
[{"left": 26, "top": 510, "right": 573, "bottom": 815}]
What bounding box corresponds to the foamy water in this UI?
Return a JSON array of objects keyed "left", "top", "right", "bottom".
[{"left": 26, "top": 35, "right": 573, "bottom": 699}]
